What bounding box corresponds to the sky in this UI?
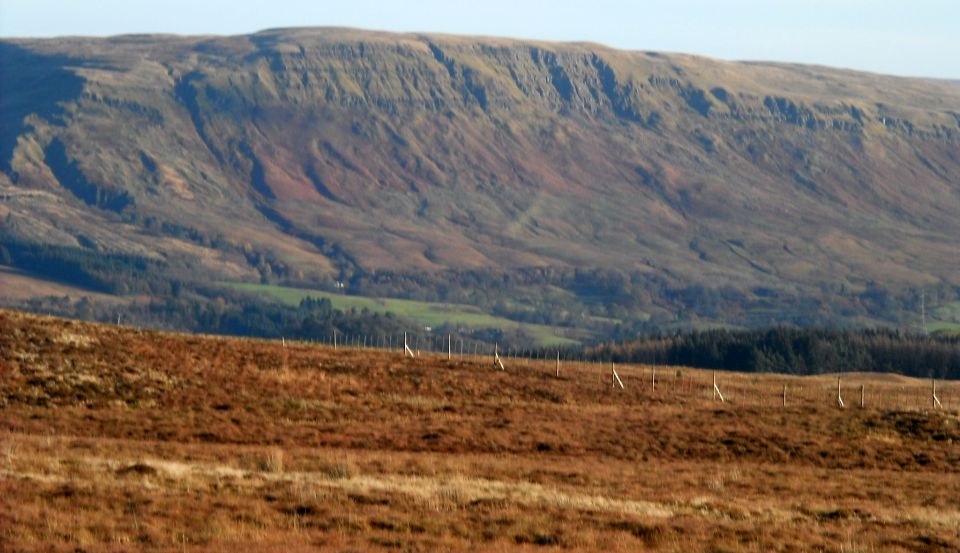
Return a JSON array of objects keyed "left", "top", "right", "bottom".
[{"left": 1, "top": 0, "right": 957, "bottom": 79}]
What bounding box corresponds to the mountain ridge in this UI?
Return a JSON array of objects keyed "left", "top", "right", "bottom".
[{"left": 2, "top": 27, "right": 959, "bottom": 329}]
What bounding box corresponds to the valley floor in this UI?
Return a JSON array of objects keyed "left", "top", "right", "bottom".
[{"left": 1, "top": 309, "right": 958, "bottom": 552}]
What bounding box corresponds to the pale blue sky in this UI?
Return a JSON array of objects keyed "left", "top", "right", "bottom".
[{"left": 1, "top": 0, "right": 957, "bottom": 79}]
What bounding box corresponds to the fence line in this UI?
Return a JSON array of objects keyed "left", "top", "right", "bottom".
[{"left": 279, "top": 332, "right": 957, "bottom": 413}]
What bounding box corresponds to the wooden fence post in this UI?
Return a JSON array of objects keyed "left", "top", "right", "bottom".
[
  {"left": 612, "top": 363, "right": 624, "bottom": 389},
  {"left": 713, "top": 372, "right": 725, "bottom": 403}
]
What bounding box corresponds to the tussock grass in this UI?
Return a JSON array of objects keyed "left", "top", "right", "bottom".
[
  {"left": 259, "top": 449, "right": 285, "bottom": 474},
  {"left": 2, "top": 309, "right": 960, "bottom": 551}
]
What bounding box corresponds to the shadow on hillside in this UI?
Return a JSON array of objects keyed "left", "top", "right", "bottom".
[{"left": 0, "top": 42, "right": 85, "bottom": 175}]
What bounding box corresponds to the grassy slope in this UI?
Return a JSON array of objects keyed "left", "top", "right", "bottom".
[
  {"left": 2, "top": 309, "right": 959, "bottom": 552},
  {"left": 224, "top": 282, "right": 579, "bottom": 346}
]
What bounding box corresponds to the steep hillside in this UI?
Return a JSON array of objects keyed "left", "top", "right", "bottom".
[{"left": 1, "top": 28, "right": 959, "bottom": 328}]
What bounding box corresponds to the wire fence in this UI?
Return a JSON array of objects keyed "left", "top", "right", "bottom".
[{"left": 276, "top": 331, "right": 958, "bottom": 413}]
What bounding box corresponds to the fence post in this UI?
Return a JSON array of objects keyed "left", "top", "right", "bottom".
[
  {"left": 611, "top": 363, "right": 624, "bottom": 389},
  {"left": 713, "top": 372, "right": 725, "bottom": 403}
]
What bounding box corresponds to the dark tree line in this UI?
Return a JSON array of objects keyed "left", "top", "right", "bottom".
[
  {"left": 18, "top": 285, "right": 499, "bottom": 352},
  {"left": 323, "top": 266, "right": 960, "bottom": 331},
  {"left": 584, "top": 328, "right": 960, "bottom": 379},
  {"left": 20, "top": 291, "right": 428, "bottom": 343},
  {"left": 0, "top": 237, "right": 177, "bottom": 296}
]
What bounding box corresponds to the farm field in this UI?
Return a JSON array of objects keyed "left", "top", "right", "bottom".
[
  {"left": 930, "top": 322, "right": 960, "bottom": 335},
  {"left": 929, "top": 302, "right": 960, "bottom": 335},
  {"left": 223, "top": 281, "right": 579, "bottom": 346},
  {"left": 1, "top": 309, "right": 959, "bottom": 552}
]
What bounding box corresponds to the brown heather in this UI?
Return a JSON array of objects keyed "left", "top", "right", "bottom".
[{"left": 1, "top": 308, "right": 959, "bottom": 551}]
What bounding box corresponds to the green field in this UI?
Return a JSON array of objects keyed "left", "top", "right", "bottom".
[
  {"left": 929, "top": 321, "right": 960, "bottom": 335},
  {"left": 223, "top": 282, "right": 579, "bottom": 346},
  {"left": 929, "top": 301, "right": 960, "bottom": 335}
]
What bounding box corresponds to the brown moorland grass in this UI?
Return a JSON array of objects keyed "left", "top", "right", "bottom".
[{"left": 1, "top": 308, "right": 959, "bottom": 552}]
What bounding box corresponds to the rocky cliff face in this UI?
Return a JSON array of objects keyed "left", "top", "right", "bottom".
[{"left": 2, "top": 28, "right": 959, "bottom": 319}]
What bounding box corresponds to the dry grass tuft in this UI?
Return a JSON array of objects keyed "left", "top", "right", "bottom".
[
  {"left": 318, "top": 459, "right": 354, "bottom": 480},
  {"left": 259, "top": 449, "right": 285, "bottom": 474}
]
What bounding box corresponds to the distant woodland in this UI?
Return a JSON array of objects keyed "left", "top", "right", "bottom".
[
  {"left": 584, "top": 328, "right": 960, "bottom": 379},
  {"left": 4, "top": 234, "right": 960, "bottom": 378}
]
